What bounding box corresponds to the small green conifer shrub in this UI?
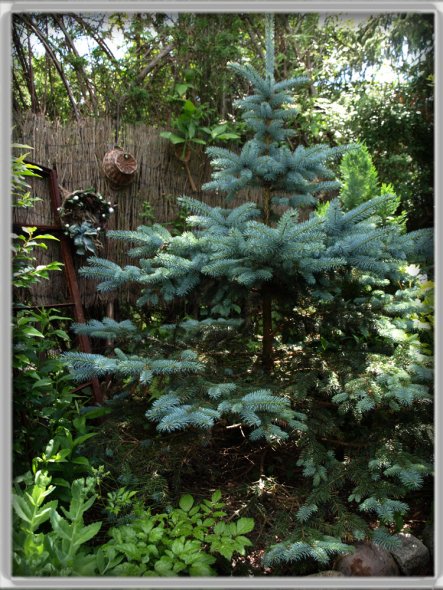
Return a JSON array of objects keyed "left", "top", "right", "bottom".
[
  {"left": 339, "top": 143, "right": 379, "bottom": 210},
  {"left": 335, "top": 143, "right": 407, "bottom": 230}
]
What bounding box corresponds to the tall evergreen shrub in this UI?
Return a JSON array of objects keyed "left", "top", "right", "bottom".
[
  {"left": 339, "top": 143, "right": 379, "bottom": 211},
  {"left": 338, "top": 143, "right": 407, "bottom": 230}
]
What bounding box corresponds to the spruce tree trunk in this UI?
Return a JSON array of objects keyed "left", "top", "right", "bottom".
[
  {"left": 262, "top": 187, "right": 274, "bottom": 372},
  {"left": 262, "top": 283, "right": 274, "bottom": 372}
]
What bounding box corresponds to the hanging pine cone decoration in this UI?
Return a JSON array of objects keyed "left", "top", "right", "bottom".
[{"left": 102, "top": 146, "right": 137, "bottom": 189}]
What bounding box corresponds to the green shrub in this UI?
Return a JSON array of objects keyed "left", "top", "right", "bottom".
[
  {"left": 11, "top": 144, "right": 42, "bottom": 208},
  {"left": 337, "top": 144, "right": 407, "bottom": 230},
  {"left": 13, "top": 471, "right": 104, "bottom": 576},
  {"left": 13, "top": 472, "right": 254, "bottom": 577},
  {"left": 100, "top": 490, "right": 254, "bottom": 576},
  {"left": 12, "top": 150, "right": 76, "bottom": 471},
  {"left": 339, "top": 143, "right": 379, "bottom": 210}
]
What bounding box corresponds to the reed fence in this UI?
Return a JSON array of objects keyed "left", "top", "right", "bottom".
[{"left": 13, "top": 113, "right": 255, "bottom": 309}]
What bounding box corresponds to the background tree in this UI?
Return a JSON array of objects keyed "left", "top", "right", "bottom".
[{"left": 12, "top": 12, "right": 433, "bottom": 229}]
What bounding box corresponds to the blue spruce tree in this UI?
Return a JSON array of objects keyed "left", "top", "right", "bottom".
[{"left": 63, "top": 15, "right": 433, "bottom": 571}]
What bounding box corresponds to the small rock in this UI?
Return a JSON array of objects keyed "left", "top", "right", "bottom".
[
  {"left": 336, "top": 542, "right": 400, "bottom": 576},
  {"left": 390, "top": 532, "right": 430, "bottom": 575},
  {"left": 421, "top": 524, "right": 434, "bottom": 560},
  {"left": 307, "top": 570, "right": 345, "bottom": 576}
]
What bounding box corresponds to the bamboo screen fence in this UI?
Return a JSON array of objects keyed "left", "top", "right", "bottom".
[{"left": 13, "top": 113, "right": 257, "bottom": 309}]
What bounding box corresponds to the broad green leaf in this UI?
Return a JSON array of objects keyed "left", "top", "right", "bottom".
[
  {"left": 77, "top": 494, "right": 96, "bottom": 515},
  {"left": 110, "top": 561, "right": 145, "bottom": 576},
  {"left": 154, "top": 557, "right": 176, "bottom": 576},
  {"left": 234, "top": 535, "right": 253, "bottom": 549},
  {"left": 51, "top": 478, "right": 70, "bottom": 488},
  {"left": 114, "top": 541, "right": 139, "bottom": 559},
  {"left": 211, "top": 124, "right": 228, "bottom": 136},
  {"left": 17, "top": 315, "right": 34, "bottom": 326},
  {"left": 52, "top": 330, "right": 69, "bottom": 340},
  {"left": 146, "top": 543, "right": 160, "bottom": 558},
  {"left": 49, "top": 449, "right": 70, "bottom": 461},
  {"left": 189, "top": 561, "right": 216, "bottom": 576},
  {"left": 167, "top": 133, "right": 187, "bottom": 145},
  {"left": 187, "top": 122, "right": 196, "bottom": 139},
  {"left": 217, "top": 132, "right": 240, "bottom": 140},
  {"left": 71, "top": 554, "right": 98, "bottom": 575},
  {"left": 211, "top": 490, "right": 222, "bottom": 503},
  {"left": 182, "top": 99, "right": 197, "bottom": 113},
  {"left": 22, "top": 327, "right": 44, "bottom": 338},
  {"left": 228, "top": 522, "right": 237, "bottom": 535},
  {"left": 174, "top": 83, "right": 191, "bottom": 96},
  {"left": 72, "top": 521, "right": 101, "bottom": 547},
  {"left": 193, "top": 528, "right": 205, "bottom": 541},
  {"left": 217, "top": 544, "right": 234, "bottom": 560},
  {"left": 50, "top": 512, "right": 72, "bottom": 541},
  {"left": 170, "top": 539, "right": 185, "bottom": 555},
  {"left": 34, "top": 234, "right": 59, "bottom": 241},
  {"left": 12, "top": 143, "right": 34, "bottom": 149},
  {"left": 73, "top": 416, "right": 86, "bottom": 432},
  {"left": 95, "top": 548, "right": 106, "bottom": 574},
  {"left": 212, "top": 510, "right": 227, "bottom": 517},
  {"left": 71, "top": 456, "right": 90, "bottom": 466},
  {"left": 72, "top": 432, "right": 97, "bottom": 447},
  {"left": 12, "top": 495, "right": 33, "bottom": 523},
  {"left": 235, "top": 517, "right": 254, "bottom": 535},
  {"left": 213, "top": 521, "right": 226, "bottom": 535},
  {"left": 44, "top": 313, "right": 71, "bottom": 322},
  {"left": 32, "top": 379, "right": 54, "bottom": 389},
  {"left": 179, "top": 494, "right": 194, "bottom": 512},
  {"left": 31, "top": 502, "right": 58, "bottom": 530},
  {"left": 30, "top": 483, "right": 55, "bottom": 504},
  {"left": 148, "top": 527, "right": 164, "bottom": 543},
  {"left": 80, "top": 406, "right": 112, "bottom": 420},
  {"left": 188, "top": 505, "right": 200, "bottom": 516}
]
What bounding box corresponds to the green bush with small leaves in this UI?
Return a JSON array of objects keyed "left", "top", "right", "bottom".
[
  {"left": 13, "top": 472, "right": 254, "bottom": 577},
  {"left": 101, "top": 490, "right": 254, "bottom": 576}
]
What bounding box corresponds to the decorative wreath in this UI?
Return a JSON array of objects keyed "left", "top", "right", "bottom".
[{"left": 57, "top": 188, "right": 115, "bottom": 256}]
